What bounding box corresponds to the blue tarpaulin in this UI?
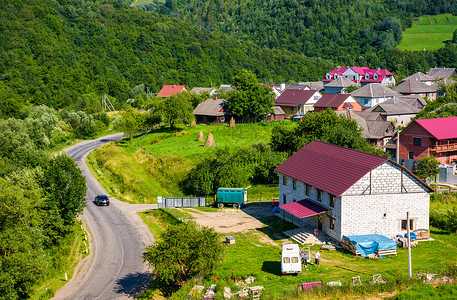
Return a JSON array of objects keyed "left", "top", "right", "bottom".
[{"left": 342, "top": 234, "right": 397, "bottom": 257}]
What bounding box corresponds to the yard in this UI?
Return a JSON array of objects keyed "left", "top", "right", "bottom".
[{"left": 139, "top": 203, "right": 457, "bottom": 299}]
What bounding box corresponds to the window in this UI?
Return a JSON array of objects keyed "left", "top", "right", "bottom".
[
  {"left": 293, "top": 179, "right": 297, "bottom": 190},
  {"left": 365, "top": 73, "right": 370, "bottom": 80},
  {"left": 329, "top": 217, "right": 335, "bottom": 230},
  {"left": 318, "top": 190, "right": 322, "bottom": 202},
  {"left": 283, "top": 257, "right": 290, "bottom": 263},
  {"left": 373, "top": 73, "right": 378, "bottom": 80},
  {"left": 283, "top": 194, "right": 286, "bottom": 204},
  {"left": 283, "top": 175, "right": 287, "bottom": 186},
  {"left": 401, "top": 219, "right": 414, "bottom": 231},
  {"left": 314, "top": 95, "right": 319, "bottom": 101},
  {"left": 329, "top": 195, "right": 335, "bottom": 207},
  {"left": 413, "top": 138, "right": 421, "bottom": 146},
  {"left": 408, "top": 152, "right": 414, "bottom": 159},
  {"left": 306, "top": 185, "right": 311, "bottom": 196},
  {"left": 334, "top": 73, "right": 339, "bottom": 79},
  {"left": 326, "top": 73, "right": 331, "bottom": 80},
  {"left": 291, "top": 257, "right": 299, "bottom": 263}
]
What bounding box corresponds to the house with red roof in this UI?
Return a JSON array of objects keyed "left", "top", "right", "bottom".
[
  {"left": 398, "top": 117, "right": 457, "bottom": 164},
  {"left": 157, "top": 85, "right": 188, "bottom": 97},
  {"left": 276, "top": 141, "right": 432, "bottom": 242},
  {"left": 274, "top": 89, "right": 322, "bottom": 118},
  {"left": 313, "top": 94, "right": 362, "bottom": 113},
  {"left": 323, "top": 67, "right": 396, "bottom": 87}
]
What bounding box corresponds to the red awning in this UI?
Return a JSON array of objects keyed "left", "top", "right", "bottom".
[{"left": 280, "top": 199, "right": 328, "bottom": 218}]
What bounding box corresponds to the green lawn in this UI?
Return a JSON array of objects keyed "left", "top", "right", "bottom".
[
  {"left": 86, "top": 122, "right": 293, "bottom": 204},
  {"left": 139, "top": 208, "right": 457, "bottom": 299},
  {"left": 398, "top": 14, "right": 457, "bottom": 50}
]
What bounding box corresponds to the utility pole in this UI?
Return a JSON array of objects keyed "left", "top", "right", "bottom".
[
  {"left": 407, "top": 211, "right": 412, "bottom": 278},
  {"left": 396, "top": 130, "right": 401, "bottom": 164}
]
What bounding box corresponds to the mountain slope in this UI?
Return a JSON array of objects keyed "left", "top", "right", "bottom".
[{"left": 0, "top": 0, "right": 332, "bottom": 116}]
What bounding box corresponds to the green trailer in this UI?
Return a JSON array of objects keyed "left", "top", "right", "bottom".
[{"left": 216, "top": 188, "right": 247, "bottom": 208}]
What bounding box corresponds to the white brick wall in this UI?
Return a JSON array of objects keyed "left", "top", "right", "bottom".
[
  {"left": 278, "top": 160, "right": 430, "bottom": 241},
  {"left": 340, "top": 192, "right": 429, "bottom": 240}
]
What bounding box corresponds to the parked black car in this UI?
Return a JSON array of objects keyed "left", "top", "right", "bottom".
[{"left": 95, "top": 195, "right": 110, "bottom": 206}]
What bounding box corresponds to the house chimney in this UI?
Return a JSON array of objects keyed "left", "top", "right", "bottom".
[{"left": 280, "top": 83, "right": 285, "bottom": 91}]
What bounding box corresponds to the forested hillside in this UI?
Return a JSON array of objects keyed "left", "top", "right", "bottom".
[
  {"left": 141, "top": 0, "right": 457, "bottom": 57},
  {"left": 0, "top": 0, "right": 332, "bottom": 117},
  {"left": 138, "top": 0, "right": 457, "bottom": 78}
]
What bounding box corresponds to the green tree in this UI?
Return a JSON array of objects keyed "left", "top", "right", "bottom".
[
  {"left": 416, "top": 155, "right": 440, "bottom": 181},
  {"left": 228, "top": 70, "right": 275, "bottom": 121},
  {"left": 142, "top": 222, "right": 222, "bottom": 289},
  {"left": 115, "top": 106, "right": 143, "bottom": 144},
  {"left": 271, "top": 109, "right": 384, "bottom": 156},
  {"left": 155, "top": 92, "right": 194, "bottom": 130},
  {"left": 42, "top": 154, "right": 86, "bottom": 226}
]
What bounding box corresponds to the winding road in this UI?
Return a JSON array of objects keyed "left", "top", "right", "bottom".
[{"left": 53, "top": 133, "right": 157, "bottom": 300}]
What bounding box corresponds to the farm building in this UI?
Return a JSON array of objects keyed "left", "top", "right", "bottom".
[
  {"left": 193, "top": 97, "right": 229, "bottom": 124},
  {"left": 275, "top": 141, "right": 432, "bottom": 242}
]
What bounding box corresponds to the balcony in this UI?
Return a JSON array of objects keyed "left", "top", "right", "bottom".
[{"left": 430, "top": 141, "right": 457, "bottom": 153}]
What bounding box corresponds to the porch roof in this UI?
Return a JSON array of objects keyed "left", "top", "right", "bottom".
[{"left": 280, "top": 199, "right": 328, "bottom": 219}]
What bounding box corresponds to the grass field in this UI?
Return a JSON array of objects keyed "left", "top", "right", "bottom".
[
  {"left": 86, "top": 122, "right": 293, "bottom": 204},
  {"left": 398, "top": 14, "right": 457, "bottom": 50},
  {"left": 139, "top": 208, "right": 457, "bottom": 299}
]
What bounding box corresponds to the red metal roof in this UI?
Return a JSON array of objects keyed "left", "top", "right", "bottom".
[
  {"left": 274, "top": 89, "right": 318, "bottom": 106},
  {"left": 157, "top": 85, "right": 187, "bottom": 97},
  {"left": 280, "top": 199, "right": 328, "bottom": 218},
  {"left": 415, "top": 117, "right": 457, "bottom": 140},
  {"left": 314, "top": 94, "right": 352, "bottom": 108},
  {"left": 275, "top": 141, "right": 389, "bottom": 196}
]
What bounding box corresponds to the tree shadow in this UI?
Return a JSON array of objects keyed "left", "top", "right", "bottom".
[
  {"left": 261, "top": 261, "right": 282, "bottom": 276},
  {"left": 114, "top": 271, "right": 153, "bottom": 298},
  {"left": 239, "top": 203, "right": 298, "bottom": 241}
]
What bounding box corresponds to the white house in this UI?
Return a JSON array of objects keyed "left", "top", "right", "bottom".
[
  {"left": 350, "top": 83, "right": 401, "bottom": 108},
  {"left": 275, "top": 141, "right": 432, "bottom": 242}
]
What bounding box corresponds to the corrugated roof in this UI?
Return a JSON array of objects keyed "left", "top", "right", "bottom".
[
  {"left": 415, "top": 117, "right": 457, "bottom": 140},
  {"left": 367, "top": 98, "right": 420, "bottom": 115},
  {"left": 191, "top": 87, "right": 216, "bottom": 95},
  {"left": 325, "top": 76, "right": 356, "bottom": 88},
  {"left": 393, "top": 79, "right": 437, "bottom": 94},
  {"left": 402, "top": 72, "right": 433, "bottom": 82},
  {"left": 314, "top": 94, "right": 353, "bottom": 108},
  {"left": 280, "top": 199, "right": 328, "bottom": 219},
  {"left": 275, "top": 141, "right": 389, "bottom": 196},
  {"left": 426, "top": 68, "right": 457, "bottom": 80},
  {"left": 193, "top": 98, "right": 228, "bottom": 116},
  {"left": 272, "top": 106, "right": 285, "bottom": 115},
  {"left": 274, "top": 89, "right": 319, "bottom": 106},
  {"left": 335, "top": 110, "right": 393, "bottom": 139},
  {"left": 351, "top": 83, "right": 400, "bottom": 98},
  {"left": 157, "top": 85, "right": 187, "bottom": 97}
]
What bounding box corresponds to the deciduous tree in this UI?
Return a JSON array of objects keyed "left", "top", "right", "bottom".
[
  {"left": 228, "top": 70, "right": 275, "bottom": 121},
  {"left": 142, "top": 222, "right": 222, "bottom": 288}
]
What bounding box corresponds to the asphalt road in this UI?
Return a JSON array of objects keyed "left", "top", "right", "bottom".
[{"left": 54, "top": 133, "right": 157, "bottom": 300}]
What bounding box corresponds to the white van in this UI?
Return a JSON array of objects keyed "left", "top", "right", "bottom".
[{"left": 281, "top": 244, "right": 302, "bottom": 275}]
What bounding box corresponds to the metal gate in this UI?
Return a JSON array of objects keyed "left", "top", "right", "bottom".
[{"left": 158, "top": 197, "right": 206, "bottom": 208}]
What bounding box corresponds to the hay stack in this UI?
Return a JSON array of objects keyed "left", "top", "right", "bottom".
[
  {"left": 190, "top": 120, "right": 197, "bottom": 127},
  {"left": 230, "top": 117, "right": 235, "bottom": 128},
  {"left": 197, "top": 131, "right": 204, "bottom": 141},
  {"left": 204, "top": 132, "right": 216, "bottom": 147}
]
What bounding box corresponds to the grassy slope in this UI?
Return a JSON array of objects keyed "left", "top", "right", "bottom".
[
  {"left": 399, "top": 14, "right": 457, "bottom": 50},
  {"left": 87, "top": 122, "right": 294, "bottom": 204}
]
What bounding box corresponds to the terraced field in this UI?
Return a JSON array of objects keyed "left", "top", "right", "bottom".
[{"left": 398, "top": 14, "right": 457, "bottom": 50}]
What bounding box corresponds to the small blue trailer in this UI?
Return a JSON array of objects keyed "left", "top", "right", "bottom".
[{"left": 216, "top": 188, "right": 247, "bottom": 208}]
